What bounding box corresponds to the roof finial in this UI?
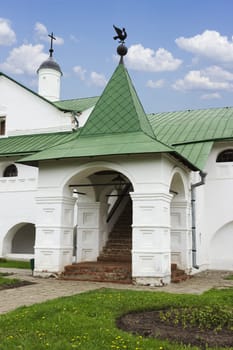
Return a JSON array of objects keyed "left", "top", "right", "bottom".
[
  {"left": 113, "top": 25, "right": 128, "bottom": 62},
  {"left": 48, "top": 32, "right": 56, "bottom": 57}
]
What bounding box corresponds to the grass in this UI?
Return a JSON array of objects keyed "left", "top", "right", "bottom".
[
  {"left": 225, "top": 274, "right": 233, "bottom": 280},
  {"left": 0, "top": 259, "right": 30, "bottom": 269},
  {"left": 0, "top": 288, "right": 232, "bottom": 350},
  {"left": 0, "top": 273, "right": 20, "bottom": 287}
]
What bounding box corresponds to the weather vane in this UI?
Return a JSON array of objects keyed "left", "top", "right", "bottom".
[
  {"left": 113, "top": 25, "right": 128, "bottom": 59},
  {"left": 48, "top": 32, "right": 56, "bottom": 57}
]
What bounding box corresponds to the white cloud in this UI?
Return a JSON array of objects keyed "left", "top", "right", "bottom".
[
  {"left": 125, "top": 44, "right": 182, "bottom": 72},
  {"left": 173, "top": 67, "right": 233, "bottom": 91},
  {"left": 146, "top": 79, "right": 165, "bottom": 88},
  {"left": 0, "top": 44, "right": 47, "bottom": 75},
  {"left": 201, "top": 92, "right": 221, "bottom": 100},
  {"left": 0, "top": 18, "right": 16, "bottom": 45},
  {"left": 176, "top": 30, "right": 233, "bottom": 63},
  {"left": 34, "top": 22, "right": 64, "bottom": 45},
  {"left": 73, "top": 65, "right": 86, "bottom": 80},
  {"left": 89, "top": 71, "right": 107, "bottom": 87},
  {"left": 203, "top": 65, "right": 233, "bottom": 81}
]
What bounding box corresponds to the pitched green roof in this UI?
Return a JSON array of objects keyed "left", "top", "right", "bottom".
[
  {"left": 19, "top": 131, "right": 173, "bottom": 162},
  {"left": 148, "top": 107, "right": 233, "bottom": 145},
  {"left": 53, "top": 97, "right": 99, "bottom": 112},
  {"left": 19, "top": 61, "right": 182, "bottom": 166},
  {"left": 147, "top": 106, "right": 233, "bottom": 169},
  {"left": 80, "top": 63, "right": 155, "bottom": 138},
  {"left": 0, "top": 132, "right": 78, "bottom": 157}
]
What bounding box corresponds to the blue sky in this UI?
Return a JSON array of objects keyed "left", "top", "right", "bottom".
[{"left": 1, "top": 0, "right": 233, "bottom": 113}]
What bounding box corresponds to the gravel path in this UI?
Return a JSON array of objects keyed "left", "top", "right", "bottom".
[{"left": 0, "top": 268, "right": 232, "bottom": 314}]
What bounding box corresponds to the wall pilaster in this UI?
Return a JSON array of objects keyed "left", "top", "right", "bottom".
[
  {"left": 76, "top": 202, "right": 102, "bottom": 262},
  {"left": 34, "top": 195, "right": 76, "bottom": 275},
  {"left": 130, "top": 192, "right": 172, "bottom": 286}
]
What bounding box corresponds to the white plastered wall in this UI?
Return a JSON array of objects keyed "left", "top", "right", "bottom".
[
  {"left": 0, "top": 75, "right": 72, "bottom": 136},
  {"left": 196, "top": 141, "right": 233, "bottom": 271},
  {"left": 0, "top": 161, "right": 38, "bottom": 257}
]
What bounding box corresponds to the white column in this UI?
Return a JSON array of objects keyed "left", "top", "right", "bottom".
[
  {"left": 171, "top": 200, "right": 192, "bottom": 271},
  {"left": 130, "top": 192, "right": 172, "bottom": 286},
  {"left": 34, "top": 196, "right": 76, "bottom": 276},
  {"left": 76, "top": 202, "right": 102, "bottom": 262}
]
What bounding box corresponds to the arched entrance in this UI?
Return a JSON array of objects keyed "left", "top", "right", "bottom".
[
  {"left": 170, "top": 171, "right": 191, "bottom": 272},
  {"left": 64, "top": 168, "right": 133, "bottom": 282},
  {"left": 3, "top": 222, "right": 35, "bottom": 259}
]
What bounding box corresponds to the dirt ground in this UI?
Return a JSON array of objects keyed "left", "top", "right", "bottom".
[{"left": 117, "top": 309, "right": 233, "bottom": 348}]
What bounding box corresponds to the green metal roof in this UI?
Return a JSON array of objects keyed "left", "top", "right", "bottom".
[
  {"left": 174, "top": 142, "right": 213, "bottom": 170},
  {"left": 0, "top": 132, "right": 78, "bottom": 157},
  {"left": 6, "top": 63, "right": 233, "bottom": 170},
  {"left": 19, "top": 131, "right": 174, "bottom": 162},
  {"left": 148, "top": 107, "right": 233, "bottom": 145},
  {"left": 19, "top": 61, "right": 186, "bottom": 166},
  {"left": 147, "top": 106, "right": 233, "bottom": 169},
  {"left": 80, "top": 62, "right": 155, "bottom": 138},
  {"left": 53, "top": 97, "right": 99, "bottom": 112}
]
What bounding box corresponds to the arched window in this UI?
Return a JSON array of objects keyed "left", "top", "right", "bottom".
[
  {"left": 216, "top": 149, "right": 233, "bottom": 163},
  {"left": 3, "top": 164, "right": 18, "bottom": 177}
]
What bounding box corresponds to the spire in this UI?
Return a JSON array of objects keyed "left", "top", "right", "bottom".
[
  {"left": 79, "top": 27, "right": 155, "bottom": 138},
  {"left": 48, "top": 32, "right": 56, "bottom": 57}
]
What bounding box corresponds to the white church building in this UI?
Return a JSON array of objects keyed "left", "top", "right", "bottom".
[{"left": 0, "top": 34, "right": 233, "bottom": 285}]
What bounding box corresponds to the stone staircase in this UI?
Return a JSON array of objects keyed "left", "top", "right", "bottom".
[
  {"left": 97, "top": 201, "right": 132, "bottom": 263},
  {"left": 62, "top": 200, "right": 191, "bottom": 284},
  {"left": 62, "top": 200, "right": 132, "bottom": 283},
  {"left": 62, "top": 261, "right": 132, "bottom": 283}
]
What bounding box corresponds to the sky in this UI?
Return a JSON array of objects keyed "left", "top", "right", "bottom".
[{"left": 1, "top": 0, "right": 233, "bottom": 113}]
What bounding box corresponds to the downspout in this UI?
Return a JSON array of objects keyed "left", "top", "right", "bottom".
[{"left": 191, "top": 171, "right": 207, "bottom": 269}]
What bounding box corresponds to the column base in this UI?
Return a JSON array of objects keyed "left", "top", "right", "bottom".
[
  {"left": 133, "top": 275, "right": 171, "bottom": 287},
  {"left": 33, "top": 270, "right": 60, "bottom": 278}
]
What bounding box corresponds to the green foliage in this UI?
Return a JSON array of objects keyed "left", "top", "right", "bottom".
[
  {"left": 0, "top": 259, "right": 30, "bottom": 269},
  {"left": 225, "top": 274, "right": 233, "bottom": 280},
  {"left": 0, "top": 288, "right": 232, "bottom": 349},
  {"left": 0, "top": 275, "right": 20, "bottom": 286},
  {"left": 159, "top": 305, "right": 233, "bottom": 332}
]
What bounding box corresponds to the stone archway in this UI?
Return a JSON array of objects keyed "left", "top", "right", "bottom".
[
  {"left": 68, "top": 169, "right": 133, "bottom": 264},
  {"left": 62, "top": 167, "right": 133, "bottom": 282},
  {"left": 170, "top": 171, "right": 191, "bottom": 272},
  {"left": 3, "top": 222, "right": 35, "bottom": 258}
]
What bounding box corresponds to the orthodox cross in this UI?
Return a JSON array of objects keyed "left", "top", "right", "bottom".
[{"left": 48, "top": 32, "right": 56, "bottom": 57}]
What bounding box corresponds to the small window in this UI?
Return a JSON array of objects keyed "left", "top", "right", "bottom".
[
  {"left": 3, "top": 164, "right": 18, "bottom": 177},
  {"left": 216, "top": 149, "right": 233, "bottom": 162},
  {"left": 0, "top": 117, "right": 6, "bottom": 135}
]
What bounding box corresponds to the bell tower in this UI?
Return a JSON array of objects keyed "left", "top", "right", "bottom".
[{"left": 37, "top": 32, "right": 62, "bottom": 101}]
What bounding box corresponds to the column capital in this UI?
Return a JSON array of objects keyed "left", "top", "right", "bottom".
[{"left": 130, "top": 192, "right": 173, "bottom": 202}]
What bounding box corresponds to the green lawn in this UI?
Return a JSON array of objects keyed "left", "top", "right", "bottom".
[
  {"left": 0, "top": 288, "right": 232, "bottom": 350},
  {"left": 0, "top": 259, "right": 30, "bottom": 269},
  {"left": 0, "top": 273, "right": 21, "bottom": 287}
]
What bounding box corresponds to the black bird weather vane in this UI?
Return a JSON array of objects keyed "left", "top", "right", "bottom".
[{"left": 113, "top": 25, "right": 127, "bottom": 44}]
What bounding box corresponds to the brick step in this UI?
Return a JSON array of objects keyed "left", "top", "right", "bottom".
[
  {"left": 108, "top": 235, "right": 132, "bottom": 243},
  {"left": 109, "top": 232, "right": 132, "bottom": 241},
  {"left": 171, "top": 265, "right": 191, "bottom": 283},
  {"left": 62, "top": 261, "right": 132, "bottom": 283},
  {"left": 103, "top": 242, "right": 132, "bottom": 248},
  {"left": 102, "top": 247, "right": 131, "bottom": 252},
  {"left": 97, "top": 255, "right": 131, "bottom": 262}
]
